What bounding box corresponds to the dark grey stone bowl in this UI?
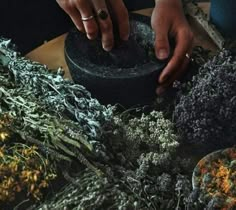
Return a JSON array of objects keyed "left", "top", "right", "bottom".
[{"left": 64, "top": 13, "right": 169, "bottom": 107}]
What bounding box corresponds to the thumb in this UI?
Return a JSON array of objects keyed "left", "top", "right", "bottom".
[{"left": 151, "top": 13, "right": 170, "bottom": 60}]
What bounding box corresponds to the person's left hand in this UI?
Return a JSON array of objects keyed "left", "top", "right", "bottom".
[{"left": 151, "top": 0, "right": 194, "bottom": 95}]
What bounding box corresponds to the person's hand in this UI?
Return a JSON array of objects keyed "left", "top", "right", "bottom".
[
  {"left": 56, "top": 0, "right": 129, "bottom": 51},
  {"left": 151, "top": 0, "right": 194, "bottom": 95}
]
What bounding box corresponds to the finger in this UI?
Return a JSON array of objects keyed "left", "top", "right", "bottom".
[
  {"left": 171, "top": 50, "right": 192, "bottom": 82},
  {"left": 91, "top": 0, "right": 114, "bottom": 51},
  {"left": 156, "top": 52, "right": 192, "bottom": 95},
  {"left": 163, "top": 48, "right": 193, "bottom": 86},
  {"left": 158, "top": 27, "right": 193, "bottom": 84},
  {"left": 75, "top": 0, "right": 98, "bottom": 40},
  {"left": 151, "top": 10, "right": 170, "bottom": 60},
  {"left": 108, "top": 0, "right": 129, "bottom": 40},
  {"left": 70, "top": 11, "right": 85, "bottom": 33},
  {"left": 56, "top": 1, "right": 85, "bottom": 32}
]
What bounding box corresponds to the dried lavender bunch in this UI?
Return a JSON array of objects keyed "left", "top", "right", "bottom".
[
  {"left": 153, "top": 46, "right": 212, "bottom": 120},
  {"left": 174, "top": 50, "right": 236, "bottom": 148}
]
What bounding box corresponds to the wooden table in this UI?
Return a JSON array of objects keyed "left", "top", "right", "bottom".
[{"left": 26, "top": 3, "right": 216, "bottom": 80}]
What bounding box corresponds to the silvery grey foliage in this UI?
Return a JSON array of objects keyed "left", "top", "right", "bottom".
[
  {"left": 0, "top": 38, "right": 115, "bottom": 164},
  {"left": 0, "top": 38, "right": 113, "bottom": 141},
  {"left": 35, "top": 169, "right": 135, "bottom": 210},
  {"left": 112, "top": 111, "right": 179, "bottom": 161},
  {"left": 0, "top": 38, "right": 116, "bottom": 174},
  {"left": 174, "top": 50, "right": 236, "bottom": 148},
  {"left": 35, "top": 160, "right": 194, "bottom": 210}
]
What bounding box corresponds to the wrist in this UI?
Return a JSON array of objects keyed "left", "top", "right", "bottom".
[
  {"left": 154, "top": 0, "right": 184, "bottom": 17},
  {"left": 154, "top": 0, "right": 182, "bottom": 8}
]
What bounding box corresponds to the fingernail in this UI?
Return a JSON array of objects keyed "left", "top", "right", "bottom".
[
  {"left": 159, "top": 74, "right": 170, "bottom": 84},
  {"left": 78, "top": 27, "right": 84, "bottom": 33},
  {"left": 87, "top": 33, "right": 96, "bottom": 40},
  {"left": 103, "top": 45, "right": 113, "bottom": 51},
  {"left": 157, "top": 49, "right": 168, "bottom": 60},
  {"left": 156, "top": 87, "right": 166, "bottom": 95}
]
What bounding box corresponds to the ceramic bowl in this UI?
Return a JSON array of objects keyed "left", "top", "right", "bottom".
[{"left": 192, "top": 147, "right": 236, "bottom": 208}]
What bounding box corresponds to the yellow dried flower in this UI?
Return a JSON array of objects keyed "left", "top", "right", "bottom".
[
  {"left": 0, "top": 143, "right": 57, "bottom": 203},
  {"left": 0, "top": 132, "right": 8, "bottom": 141},
  {"left": 39, "top": 180, "right": 48, "bottom": 188}
]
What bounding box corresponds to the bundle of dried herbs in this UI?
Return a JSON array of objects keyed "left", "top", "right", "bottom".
[
  {"left": 0, "top": 115, "right": 56, "bottom": 206},
  {"left": 33, "top": 110, "right": 198, "bottom": 210},
  {"left": 174, "top": 49, "right": 236, "bottom": 149},
  {"left": 34, "top": 168, "right": 194, "bottom": 210},
  {"left": 0, "top": 39, "right": 112, "bottom": 140},
  {"left": 153, "top": 46, "right": 213, "bottom": 120},
  {"left": 111, "top": 110, "right": 179, "bottom": 162},
  {"left": 0, "top": 38, "right": 115, "bottom": 175}
]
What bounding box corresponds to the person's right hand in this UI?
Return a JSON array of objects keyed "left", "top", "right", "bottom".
[{"left": 56, "top": 0, "right": 129, "bottom": 51}]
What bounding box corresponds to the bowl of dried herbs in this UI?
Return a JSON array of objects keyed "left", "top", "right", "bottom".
[
  {"left": 192, "top": 147, "right": 236, "bottom": 209},
  {"left": 64, "top": 13, "right": 170, "bottom": 107}
]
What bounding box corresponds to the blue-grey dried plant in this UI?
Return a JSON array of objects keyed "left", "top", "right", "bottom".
[
  {"left": 0, "top": 38, "right": 114, "bottom": 175},
  {"left": 0, "top": 38, "right": 113, "bottom": 140}
]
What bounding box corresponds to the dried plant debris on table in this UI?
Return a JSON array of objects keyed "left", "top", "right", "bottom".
[{"left": 174, "top": 50, "right": 236, "bottom": 149}]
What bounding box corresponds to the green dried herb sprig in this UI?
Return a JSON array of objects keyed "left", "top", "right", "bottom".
[
  {"left": 0, "top": 38, "right": 113, "bottom": 142},
  {"left": 0, "top": 86, "right": 104, "bottom": 174},
  {"left": 0, "top": 38, "right": 115, "bottom": 175}
]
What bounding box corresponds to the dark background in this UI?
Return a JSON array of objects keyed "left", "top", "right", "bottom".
[
  {"left": 0, "top": 0, "right": 206, "bottom": 54},
  {"left": 0, "top": 0, "right": 72, "bottom": 54}
]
